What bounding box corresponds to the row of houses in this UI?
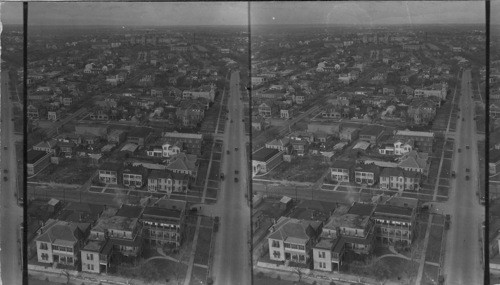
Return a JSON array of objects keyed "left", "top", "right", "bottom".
[
  {"left": 267, "top": 199, "right": 417, "bottom": 272},
  {"left": 34, "top": 200, "right": 186, "bottom": 274}
]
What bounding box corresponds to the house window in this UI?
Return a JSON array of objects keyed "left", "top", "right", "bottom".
[
  {"left": 40, "top": 243, "right": 48, "bottom": 250},
  {"left": 318, "top": 251, "right": 325, "bottom": 258},
  {"left": 87, "top": 253, "right": 93, "bottom": 260},
  {"left": 298, "top": 255, "right": 305, "bottom": 262},
  {"left": 271, "top": 240, "right": 280, "bottom": 248},
  {"left": 41, "top": 253, "right": 49, "bottom": 261},
  {"left": 273, "top": 251, "right": 280, "bottom": 259}
]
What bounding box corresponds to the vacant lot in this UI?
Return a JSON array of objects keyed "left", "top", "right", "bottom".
[
  {"left": 31, "top": 158, "right": 96, "bottom": 185},
  {"left": 190, "top": 266, "right": 208, "bottom": 285},
  {"left": 422, "top": 263, "right": 440, "bottom": 285},
  {"left": 262, "top": 156, "right": 329, "bottom": 183},
  {"left": 114, "top": 259, "right": 187, "bottom": 284}
]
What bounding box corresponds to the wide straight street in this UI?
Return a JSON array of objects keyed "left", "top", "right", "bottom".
[
  {"left": 441, "top": 69, "right": 484, "bottom": 285},
  {"left": 211, "top": 70, "right": 251, "bottom": 285},
  {"left": 0, "top": 69, "right": 23, "bottom": 284}
]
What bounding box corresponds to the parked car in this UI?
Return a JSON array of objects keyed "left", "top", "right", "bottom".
[
  {"left": 220, "top": 173, "right": 225, "bottom": 181},
  {"left": 235, "top": 147, "right": 238, "bottom": 151},
  {"left": 3, "top": 146, "right": 7, "bottom": 150},
  {"left": 466, "top": 168, "right": 470, "bottom": 173},
  {"left": 466, "top": 145, "right": 470, "bottom": 149},
  {"left": 465, "top": 175, "right": 470, "bottom": 181},
  {"left": 3, "top": 169, "right": 7, "bottom": 174},
  {"left": 234, "top": 177, "right": 239, "bottom": 183},
  {"left": 226, "top": 150, "right": 230, "bottom": 155},
  {"left": 458, "top": 148, "right": 461, "bottom": 153},
  {"left": 451, "top": 171, "right": 456, "bottom": 178},
  {"left": 235, "top": 170, "right": 239, "bottom": 175},
  {"left": 213, "top": 216, "right": 220, "bottom": 232},
  {"left": 3, "top": 176, "right": 8, "bottom": 182}
]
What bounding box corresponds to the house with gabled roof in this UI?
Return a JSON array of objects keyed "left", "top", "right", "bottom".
[
  {"left": 33, "top": 139, "right": 59, "bottom": 155},
  {"left": 267, "top": 217, "right": 322, "bottom": 266},
  {"left": 265, "top": 138, "right": 290, "bottom": 153},
  {"left": 373, "top": 203, "right": 416, "bottom": 246},
  {"left": 35, "top": 219, "right": 91, "bottom": 267},
  {"left": 166, "top": 152, "right": 198, "bottom": 177},
  {"left": 397, "top": 150, "right": 429, "bottom": 176}
]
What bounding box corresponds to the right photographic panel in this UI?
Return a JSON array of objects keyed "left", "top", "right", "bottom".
[
  {"left": 490, "top": 2, "right": 500, "bottom": 284},
  {"left": 249, "top": 2, "right": 486, "bottom": 285}
]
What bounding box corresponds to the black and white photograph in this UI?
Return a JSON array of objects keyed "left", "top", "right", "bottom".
[{"left": 0, "top": 1, "right": 492, "bottom": 285}]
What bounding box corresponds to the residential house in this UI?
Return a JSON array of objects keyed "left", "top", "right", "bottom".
[
  {"left": 378, "top": 139, "right": 414, "bottom": 155},
  {"left": 27, "top": 149, "right": 53, "bottom": 176},
  {"left": 162, "top": 132, "right": 203, "bottom": 156},
  {"left": 330, "top": 160, "right": 355, "bottom": 183},
  {"left": 339, "top": 127, "right": 360, "bottom": 142},
  {"left": 140, "top": 200, "right": 187, "bottom": 248},
  {"left": 372, "top": 203, "right": 417, "bottom": 245},
  {"left": 394, "top": 130, "right": 434, "bottom": 153},
  {"left": 267, "top": 217, "right": 322, "bottom": 265},
  {"left": 258, "top": 102, "right": 272, "bottom": 118},
  {"left": 397, "top": 150, "right": 430, "bottom": 176},
  {"left": 265, "top": 138, "right": 290, "bottom": 153},
  {"left": 122, "top": 165, "right": 148, "bottom": 188},
  {"left": 107, "top": 129, "right": 127, "bottom": 144},
  {"left": 33, "top": 139, "right": 59, "bottom": 154},
  {"left": 127, "top": 127, "right": 153, "bottom": 147},
  {"left": 98, "top": 162, "right": 122, "bottom": 185},
  {"left": 80, "top": 239, "right": 112, "bottom": 274},
  {"left": 147, "top": 169, "right": 189, "bottom": 194},
  {"left": 252, "top": 148, "right": 284, "bottom": 176},
  {"left": 407, "top": 99, "right": 437, "bottom": 125},
  {"left": 35, "top": 220, "right": 90, "bottom": 267},
  {"left": 359, "top": 125, "right": 385, "bottom": 144},
  {"left": 354, "top": 164, "right": 380, "bottom": 186},
  {"left": 166, "top": 153, "right": 198, "bottom": 177},
  {"left": 379, "top": 167, "right": 421, "bottom": 191}
]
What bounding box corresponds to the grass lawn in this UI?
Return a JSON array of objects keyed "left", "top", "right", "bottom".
[
  {"left": 190, "top": 266, "right": 208, "bottom": 285},
  {"left": 443, "top": 151, "right": 453, "bottom": 159},
  {"left": 208, "top": 161, "right": 221, "bottom": 180},
  {"left": 438, "top": 178, "right": 449, "bottom": 187},
  {"left": 207, "top": 180, "right": 219, "bottom": 188},
  {"left": 422, "top": 264, "right": 439, "bottom": 285},
  {"left": 425, "top": 225, "right": 444, "bottom": 264},
  {"left": 89, "top": 187, "right": 101, "bottom": 193},
  {"left": 114, "top": 259, "right": 187, "bottom": 283},
  {"left": 32, "top": 158, "right": 96, "bottom": 184},
  {"left": 440, "top": 159, "right": 452, "bottom": 177},
  {"left": 437, "top": 186, "right": 449, "bottom": 197},
  {"left": 194, "top": 227, "right": 213, "bottom": 266},
  {"left": 196, "top": 160, "right": 210, "bottom": 186},
  {"left": 205, "top": 188, "right": 218, "bottom": 199},
  {"left": 212, "top": 152, "right": 221, "bottom": 161},
  {"left": 432, "top": 214, "right": 445, "bottom": 226},
  {"left": 253, "top": 272, "right": 308, "bottom": 285}
]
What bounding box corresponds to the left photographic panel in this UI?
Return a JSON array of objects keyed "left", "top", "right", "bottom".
[
  {"left": 1, "top": 2, "right": 25, "bottom": 285},
  {"left": 26, "top": 2, "right": 251, "bottom": 285}
]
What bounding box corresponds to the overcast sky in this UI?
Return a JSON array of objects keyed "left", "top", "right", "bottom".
[
  {"left": 1, "top": 2, "right": 23, "bottom": 25},
  {"left": 251, "top": 1, "right": 485, "bottom": 26},
  {"left": 0, "top": 1, "right": 489, "bottom": 27},
  {"left": 26, "top": 2, "right": 248, "bottom": 26}
]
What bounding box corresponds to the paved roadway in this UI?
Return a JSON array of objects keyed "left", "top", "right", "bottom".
[
  {"left": 211, "top": 71, "right": 251, "bottom": 285},
  {"left": 441, "top": 69, "right": 484, "bottom": 285},
  {"left": 1, "top": 70, "right": 23, "bottom": 284}
]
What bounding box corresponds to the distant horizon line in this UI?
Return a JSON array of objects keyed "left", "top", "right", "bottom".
[{"left": 13, "top": 22, "right": 486, "bottom": 28}]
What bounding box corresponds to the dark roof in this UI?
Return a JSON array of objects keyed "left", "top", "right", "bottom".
[
  {"left": 99, "top": 162, "right": 122, "bottom": 172},
  {"left": 347, "top": 203, "right": 374, "bottom": 217},
  {"left": 143, "top": 206, "right": 182, "bottom": 219},
  {"left": 359, "top": 125, "right": 385, "bottom": 137},
  {"left": 128, "top": 127, "right": 152, "bottom": 138},
  {"left": 374, "top": 204, "right": 414, "bottom": 217},
  {"left": 331, "top": 159, "right": 355, "bottom": 170},
  {"left": 354, "top": 163, "right": 380, "bottom": 174},
  {"left": 116, "top": 205, "right": 143, "bottom": 219},
  {"left": 27, "top": 149, "right": 48, "bottom": 164},
  {"left": 252, "top": 148, "right": 281, "bottom": 162}
]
